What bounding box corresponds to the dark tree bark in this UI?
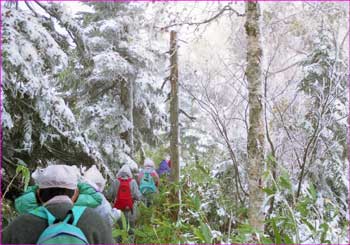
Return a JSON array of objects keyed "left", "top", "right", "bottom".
[
  {"left": 120, "top": 77, "right": 134, "bottom": 157},
  {"left": 169, "top": 31, "right": 180, "bottom": 184}
]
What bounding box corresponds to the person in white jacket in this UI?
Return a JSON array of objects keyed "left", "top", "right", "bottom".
[{"left": 83, "top": 165, "right": 121, "bottom": 227}]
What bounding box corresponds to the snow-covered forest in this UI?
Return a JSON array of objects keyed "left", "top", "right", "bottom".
[{"left": 1, "top": 1, "right": 349, "bottom": 244}]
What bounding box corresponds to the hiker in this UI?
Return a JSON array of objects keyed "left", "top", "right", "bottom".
[
  {"left": 2, "top": 164, "right": 113, "bottom": 244},
  {"left": 83, "top": 165, "right": 121, "bottom": 226},
  {"left": 15, "top": 173, "right": 103, "bottom": 215},
  {"left": 107, "top": 164, "right": 142, "bottom": 230},
  {"left": 138, "top": 158, "right": 160, "bottom": 207},
  {"left": 157, "top": 155, "right": 171, "bottom": 176}
]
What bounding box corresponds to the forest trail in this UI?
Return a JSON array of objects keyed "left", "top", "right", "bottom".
[
  {"left": 2, "top": 1, "right": 348, "bottom": 244},
  {"left": 121, "top": 178, "right": 196, "bottom": 244}
]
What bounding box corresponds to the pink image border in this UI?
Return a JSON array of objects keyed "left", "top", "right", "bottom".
[{"left": 0, "top": 0, "right": 349, "bottom": 244}]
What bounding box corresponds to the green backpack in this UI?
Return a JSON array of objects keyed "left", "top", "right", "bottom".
[
  {"left": 30, "top": 206, "right": 88, "bottom": 244},
  {"left": 140, "top": 171, "right": 157, "bottom": 194}
]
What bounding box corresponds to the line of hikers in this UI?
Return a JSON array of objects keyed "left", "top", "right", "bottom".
[{"left": 2, "top": 156, "right": 172, "bottom": 244}]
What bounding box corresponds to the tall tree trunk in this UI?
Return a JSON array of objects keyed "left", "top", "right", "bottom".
[
  {"left": 245, "top": 1, "right": 265, "bottom": 232},
  {"left": 120, "top": 78, "right": 134, "bottom": 158},
  {"left": 169, "top": 31, "right": 180, "bottom": 183}
]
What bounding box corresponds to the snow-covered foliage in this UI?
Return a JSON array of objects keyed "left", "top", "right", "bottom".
[
  {"left": 60, "top": 2, "right": 169, "bottom": 171},
  {"left": 2, "top": 6, "right": 103, "bottom": 181},
  {"left": 2, "top": 2, "right": 169, "bottom": 190},
  {"left": 2, "top": 2, "right": 348, "bottom": 243}
]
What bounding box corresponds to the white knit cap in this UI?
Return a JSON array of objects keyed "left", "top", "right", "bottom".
[
  {"left": 32, "top": 165, "right": 79, "bottom": 190},
  {"left": 144, "top": 158, "right": 155, "bottom": 168},
  {"left": 84, "top": 165, "right": 106, "bottom": 191}
]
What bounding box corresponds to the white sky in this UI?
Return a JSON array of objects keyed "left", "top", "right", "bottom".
[{"left": 62, "top": 1, "right": 94, "bottom": 15}]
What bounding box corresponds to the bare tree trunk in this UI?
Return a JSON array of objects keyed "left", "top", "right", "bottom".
[
  {"left": 120, "top": 78, "right": 134, "bottom": 158},
  {"left": 245, "top": 1, "right": 265, "bottom": 232},
  {"left": 264, "top": 74, "right": 277, "bottom": 222},
  {"left": 169, "top": 31, "right": 180, "bottom": 184}
]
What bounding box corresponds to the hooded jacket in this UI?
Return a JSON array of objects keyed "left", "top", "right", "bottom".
[
  {"left": 2, "top": 197, "right": 113, "bottom": 244},
  {"left": 137, "top": 159, "right": 160, "bottom": 187},
  {"left": 106, "top": 165, "right": 142, "bottom": 204}
]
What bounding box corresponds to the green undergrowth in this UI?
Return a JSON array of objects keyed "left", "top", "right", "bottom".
[
  {"left": 133, "top": 180, "right": 189, "bottom": 243},
  {"left": 110, "top": 156, "right": 348, "bottom": 244},
  {"left": 111, "top": 177, "right": 214, "bottom": 244}
]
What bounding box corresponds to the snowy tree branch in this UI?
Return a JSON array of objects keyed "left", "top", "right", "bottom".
[
  {"left": 24, "top": 1, "right": 38, "bottom": 17},
  {"left": 161, "top": 5, "right": 244, "bottom": 30},
  {"left": 34, "top": 1, "right": 93, "bottom": 70},
  {"left": 179, "top": 109, "right": 196, "bottom": 121}
]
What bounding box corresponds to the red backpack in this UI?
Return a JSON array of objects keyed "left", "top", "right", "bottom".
[{"left": 114, "top": 177, "right": 134, "bottom": 210}]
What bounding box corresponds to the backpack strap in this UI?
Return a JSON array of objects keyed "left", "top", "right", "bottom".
[
  {"left": 30, "top": 206, "right": 56, "bottom": 225},
  {"left": 118, "top": 177, "right": 132, "bottom": 182},
  {"left": 71, "top": 206, "right": 87, "bottom": 226},
  {"left": 30, "top": 206, "right": 87, "bottom": 226}
]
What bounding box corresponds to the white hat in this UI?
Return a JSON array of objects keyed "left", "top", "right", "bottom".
[
  {"left": 84, "top": 165, "right": 106, "bottom": 191},
  {"left": 117, "top": 164, "right": 132, "bottom": 178},
  {"left": 32, "top": 165, "right": 79, "bottom": 190},
  {"left": 144, "top": 158, "right": 155, "bottom": 168}
]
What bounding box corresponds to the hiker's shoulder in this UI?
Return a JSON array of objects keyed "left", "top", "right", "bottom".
[
  {"left": 13, "top": 212, "right": 44, "bottom": 224},
  {"left": 2, "top": 211, "right": 46, "bottom": 237},
  {"left": 79, "top": 205, "right": 106, "bottom": 221},
  {"left": 76, "top": 206, "right": 112, "bottom": 239}
]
